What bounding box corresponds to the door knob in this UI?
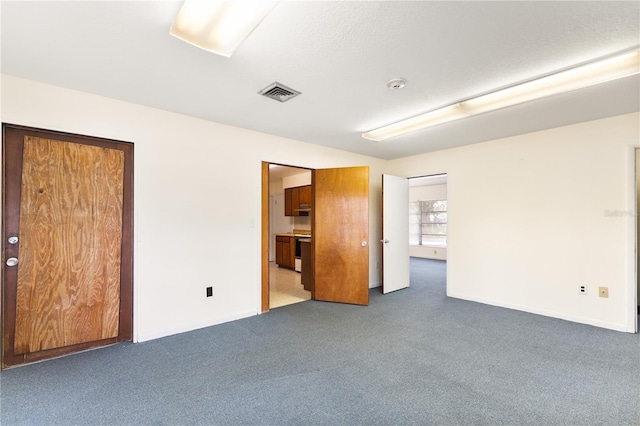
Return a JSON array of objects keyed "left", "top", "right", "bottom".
[
  {"left": 361, "top": 241, "right": 367, "bottom": 247},
  {"left": 8, "top": 236, "right": 18, "bottom": 245},
  {"left": 380, "top": 239, "right": 390, "bottom": 244},
  {"left": 6, "top": 257, "right": 18, "bottom": 267}
]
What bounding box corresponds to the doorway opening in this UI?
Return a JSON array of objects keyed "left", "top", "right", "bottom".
[
  {"left": 265, "top": 163, "right": 312, "bottom": 310},
  {"left": 408, "top": 174, "right": 448, "bottom": 293},
  {"left": 261, "top": 163, "right": 371, "bottom": 312}
]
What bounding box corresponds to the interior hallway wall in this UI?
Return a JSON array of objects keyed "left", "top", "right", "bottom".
[
  {"left": 389, "top": 113, "right": 640, "bottom": 332},
  {"left": 1, "top": 75, "right": 386, "bottom": 342}
]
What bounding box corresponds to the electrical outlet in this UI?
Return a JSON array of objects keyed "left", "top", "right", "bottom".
[
  {"left": 206, "top": 286, "right": 213, "bottom": 297},
  {"left": 579, "top": 285, "right": 588, "bottom": 295},
  {"left": 598, "top": 286, "right": 609, "bottom": 298}
]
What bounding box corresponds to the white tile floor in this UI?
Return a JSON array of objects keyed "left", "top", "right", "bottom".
[{"left": 269, "top": 262, "right": 311, "bottom": 309}]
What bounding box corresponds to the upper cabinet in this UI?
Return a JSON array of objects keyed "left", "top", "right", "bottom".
[
  {"left": 284, "top": 187, "right": 295, "bottom": 216},
  {"left": 285, "top": 185, "right": 311, "bottom": 216},
  {"left": 299, "top": 185, "right": 311, "bottom": 207}
]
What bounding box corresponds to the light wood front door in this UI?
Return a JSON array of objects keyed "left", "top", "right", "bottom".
[
  {"left": 313, "top": 166, "right": 369, "bottom": 305},
  {"left": 2, "top": 125, "right": 133, "bottom": 368}
]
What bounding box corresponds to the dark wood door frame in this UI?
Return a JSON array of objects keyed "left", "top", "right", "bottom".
[{"left": 2, "top": 123, "right": 134, "bottom": 368}]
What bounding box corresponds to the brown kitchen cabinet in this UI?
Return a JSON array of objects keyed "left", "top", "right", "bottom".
[
  {"left": 299, "top": 185, "right": 311, "bottom": 207},
  {"left": 285, "top": 185, "right": 311, "bottom": 217},
  {"left": 275, "top": 235, "right": 295, "bottom": 269},
  {"left": 284, "top": 188, "right": 293, "bottom": 216},
  {"left": 285, "top": 187, "right": 299, "bottom": 216}
]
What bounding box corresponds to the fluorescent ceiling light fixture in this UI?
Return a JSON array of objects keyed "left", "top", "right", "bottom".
[
  {"left": 362, "top": 104, "right": 469, "bottom": 142},
  {"left": 363, "top": 49, "right": 640, "bottom": 142},
  {"left": 170, "top": 0, "right": 278, "bottom": 58}
]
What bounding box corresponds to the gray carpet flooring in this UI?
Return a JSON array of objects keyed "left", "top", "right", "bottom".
[{"left": 1, "top": 258, "right": 639, "bottom": 425}]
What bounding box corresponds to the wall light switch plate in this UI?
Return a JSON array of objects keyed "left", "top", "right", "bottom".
[{"left": 579, "top": 285, "right": 588, "bottom": 295}]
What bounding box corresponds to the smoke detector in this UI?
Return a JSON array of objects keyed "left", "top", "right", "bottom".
[
  {"left": 387, "top": 78, "right": 407, "bottom": 90},
  {"left": 258, "top": 82, "right": 301, "bottom": 103}
]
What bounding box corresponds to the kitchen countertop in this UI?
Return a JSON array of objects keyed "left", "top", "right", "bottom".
[{"left": 275, "top": 230, "right": 311, "bottom": 238}]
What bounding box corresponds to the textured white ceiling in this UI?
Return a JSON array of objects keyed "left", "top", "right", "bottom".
[{"left": 1, "top": 1, "right": 638, "bottom": 160}]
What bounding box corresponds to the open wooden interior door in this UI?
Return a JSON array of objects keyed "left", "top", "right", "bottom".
[
  {"left": 313, "top": 166, "right": 369, "bottom": 305},
  {"left": 382, "top": 174, "right": 410, "bottom": 294}
]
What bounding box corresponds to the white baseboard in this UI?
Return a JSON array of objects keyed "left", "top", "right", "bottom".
[
  {"left": 369, "top": 281, "right": 381, "bottom": 289},
  {"left": 135, "top": 309, "right": 257, "bottom": 343},
  {"left": 447, "top": 292, "right": 631, "bottom": 333}
]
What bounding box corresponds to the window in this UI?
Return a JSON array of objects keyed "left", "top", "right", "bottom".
[{"left": 409, "top": 200, "right": 447, "bottom": 246}]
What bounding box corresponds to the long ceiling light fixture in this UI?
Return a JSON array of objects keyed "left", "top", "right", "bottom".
[
  {"left": 170, "top": 0, "right": 278, "bottom": 58},
  {"left": 362, "top": 48, "right": 640, "bottom": 142}
]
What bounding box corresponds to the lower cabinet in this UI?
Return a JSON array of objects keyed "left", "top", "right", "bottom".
[{"left": 275, "top": 236, "right": 295, "bottom": 269}]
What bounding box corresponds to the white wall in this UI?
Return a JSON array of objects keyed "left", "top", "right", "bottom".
[
  {"left": 283, "top": 171, "right": 311, "bottom": 188},
  {"left": 410, "top": 246, "right": 447, "bottom": 260},
  {"left": 293, "top": 216, "right": 311, "bottom": 231},
  {"left": 269, "top": 178, "right": 284, "bottom": 195},
  {"left": 389, "top": 113, "right": 639, "bottom": 332},
  {"left": 1, "top": 75, "right": 386, "bottom": 342},
  {"left": 410, "top": 184, "right": 447, "bottom": 202}
]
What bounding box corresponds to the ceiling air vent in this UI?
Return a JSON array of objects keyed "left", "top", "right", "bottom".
[{"left": 258, "top": 82, "right": 301, "bottom": 103}]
